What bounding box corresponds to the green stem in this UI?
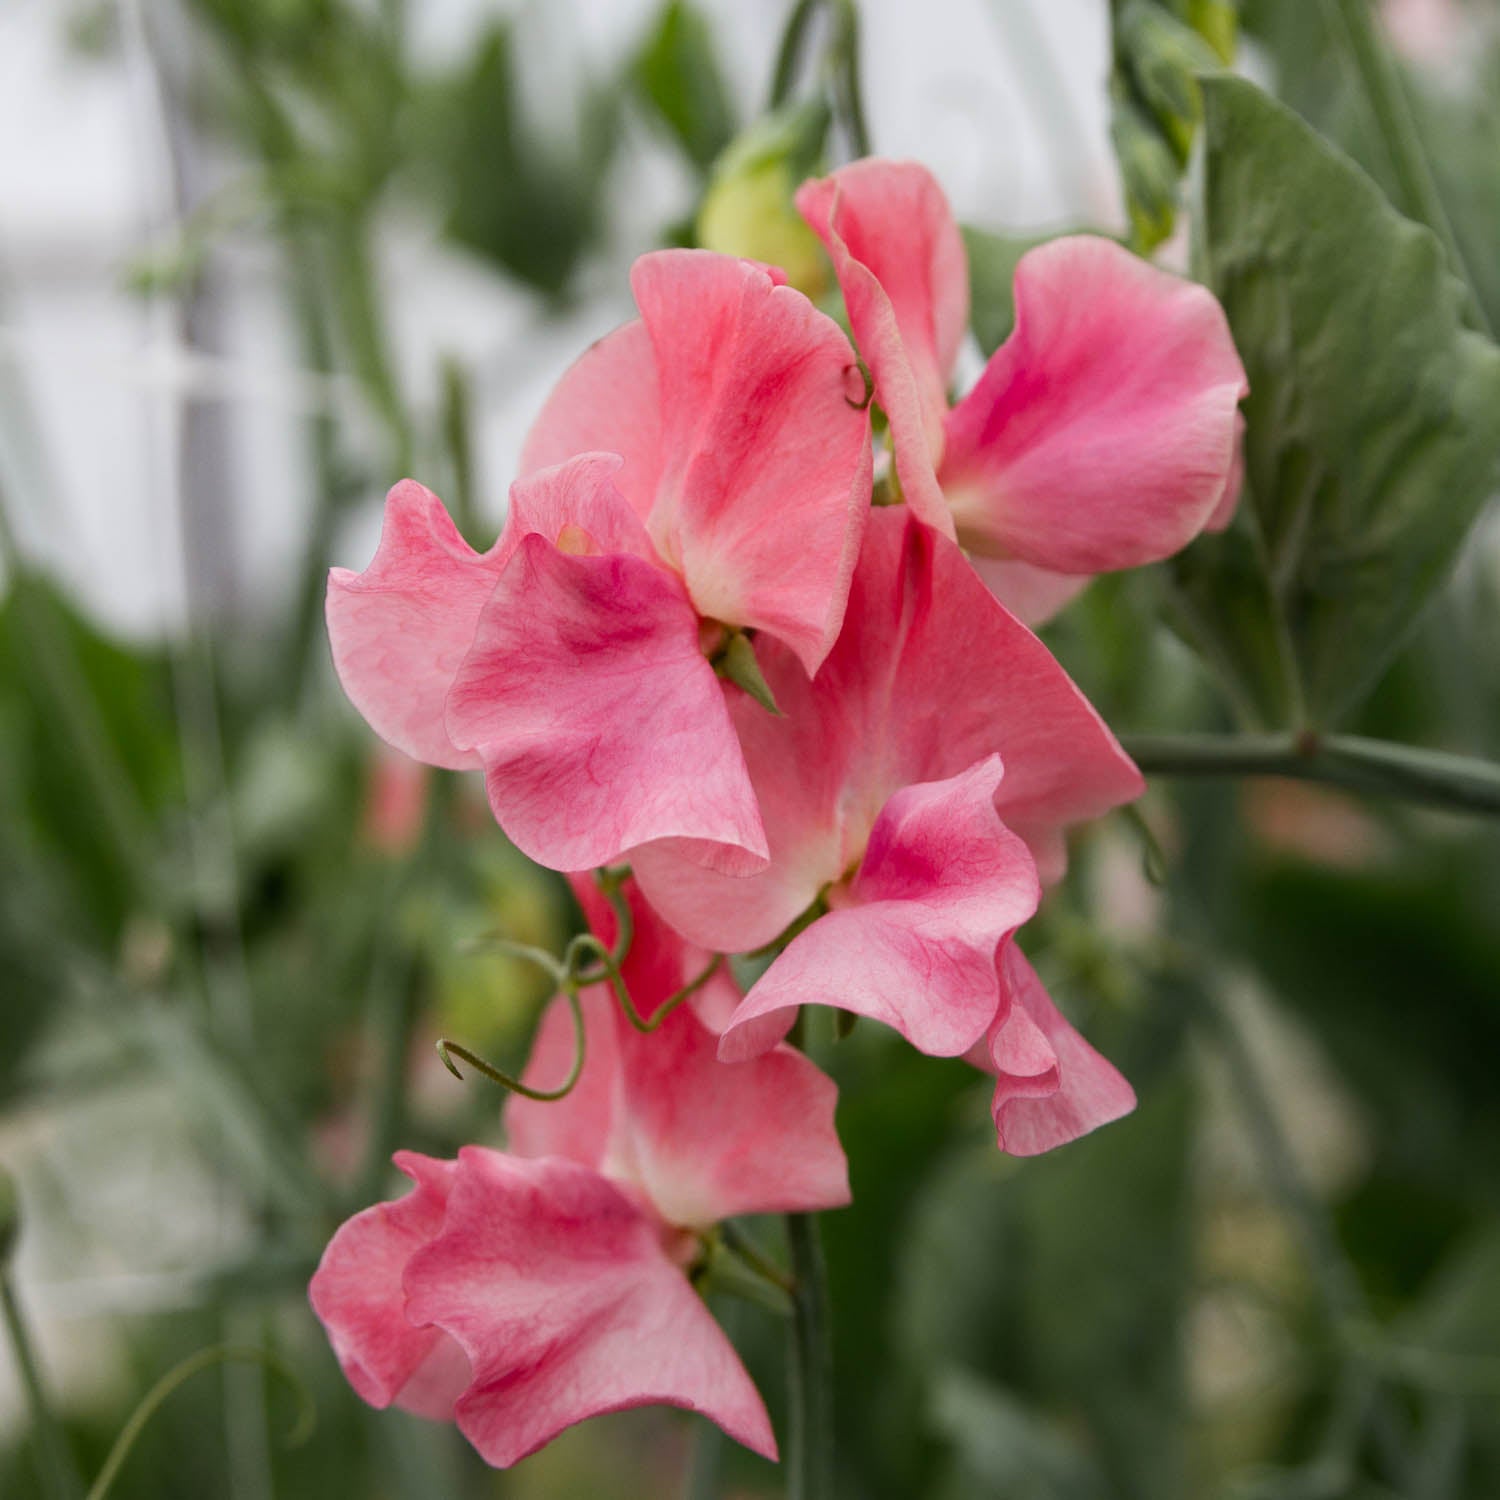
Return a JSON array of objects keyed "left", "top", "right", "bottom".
[
  {"left": 1, "top": 1274, "right": 82, "bottom": 1500},
  {"left": 1121, "top": 732, "right": 1500, "bottom": 818},
  {"left": 769, "top": 0, "right": 824, "bottom": 109},
  {"left": 85, "top": 1344, "right": 314, "bottom": 1500},
  {"left": 1321, "top": 0, "right": 1493, "bottom": 337},
  {"left": 785, "top": 1212, "right": 833, "bottom": 1500}
]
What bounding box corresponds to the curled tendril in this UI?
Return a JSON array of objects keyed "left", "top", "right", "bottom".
[
  {"left": 843, "top": 359, "right": 875, "bottom": 411},
  {"left": 436, "top": 985, "right": 586, "bottom": 1102},
  {"left": 87, "top": 1344, "right": 315, "bottom": 1500}
]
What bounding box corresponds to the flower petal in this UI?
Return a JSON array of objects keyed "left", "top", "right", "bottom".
[
  {"left": 326, "top": 481, "right": 502, "bottom": 771},
  {"left": 444, "top": 534, "right": 766, "bottom": 873},
  {"left": 629, "top": 249, "right": 872, "bottom": 673},
  {"left": 635, "top": 510, "right": 1141, "bottom": 946},
  {"left": 965, "top": 554, "right": 1090, "bottom": 628},
  {"left": 308, "top": 1152, "right": 470, "bottom": 1420},
  {"left": 519, "top": 320, "right": 664, "bottom": 523},
  {"left": 980, "top": 944, "right": 1137, "bottom": 1156},
  {"left": 403, "top": 1149, "right": 777, "bottom": 1467},
  {"left": 504, "top": 452, "right": 657, "bottom": 561},
  {"left": 941, "top": 234, "right": 1248, "bottom": 573},
  {"left": 719, "top": 757, "right": 1039, "bottom": 1061},
  {"left": 797, "top": 162, "right": 964, "bottom": 537},
  {"left": 510, "top": 879, "right": 849, "bottom": 1227}
]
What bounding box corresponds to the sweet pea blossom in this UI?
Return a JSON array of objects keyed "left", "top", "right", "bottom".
[
  {"left": 797, "top": 159, "right": 1249, "bottom": 622},
  {"left": 309, "top": 884, "right": 849, "bottom": 1468},
  {"left": 631, "top": 507, "right": 1140, "bottom": 1148},
  {"left": 327, "top": 248, "right": 870, "bottom": 874}
]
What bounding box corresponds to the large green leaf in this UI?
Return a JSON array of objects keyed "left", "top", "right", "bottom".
[{"left": 1170, "top": 76, "right": 1500, "bottom": 727}]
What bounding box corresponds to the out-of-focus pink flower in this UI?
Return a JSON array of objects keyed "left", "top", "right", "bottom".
[
  {"left": 309, "top": 884, "right": 848, "bottom": 1467},
  {"left": 328, "top": 250, "right": 871, "bottom": 874},
  {"left": 797, "top": 159, "right": 1248, "bottom": 623},
  {"left": 632, "top": 508, "right": 1141, "bottom": 1134},
  {"left": 359, "top": 746, "right": 428, "bottom": 857},
  {"left": 1382, "top": 0, "right": 1466, "bottom": 70}
]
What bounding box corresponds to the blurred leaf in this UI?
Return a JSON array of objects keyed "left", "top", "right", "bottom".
[
  {"left": 429, "top": 22, "right": 619, "bottom": 298},
  {"left": 964, "top": 227, "right": 1042, "bottom": 357},
  {"left": 631, "top": 0, "right": 736, "bottom": 173},
  {"left": 1170, "top": 76, "right": 1500, "bottom": 727},
  {"left": 929, "top": 1369, "right": 1110, "bottom": 1500},
  {"left": 1108, "top": 0, "right": 1235, "bottom": 249}
]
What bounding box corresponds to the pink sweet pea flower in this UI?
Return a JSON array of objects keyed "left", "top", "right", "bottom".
[
  {"left": 631, "top": 508, "right": 1143, "bottom": 1120},
  {"left": 309, "top": 886, "right": 848, "bottom": 1468},
  {"left": 521, "top": 248, "right": 873, "bottom": 677},
  {"left": 328, "top": 249, "right": 872, "bottom": 874},
  {"left": 797, "top": 159, "right": 1248, "bottom": 623}
]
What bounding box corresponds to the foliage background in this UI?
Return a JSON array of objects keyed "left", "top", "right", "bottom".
[{"left": 1, "top": 1, "right": 1498, "bottom": 1497}]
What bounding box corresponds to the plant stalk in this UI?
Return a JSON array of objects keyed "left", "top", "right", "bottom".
[
  {"left": 1121, "top": 732, "right": 1500, "bottom": 818},
  {"left": 1321, "top": 0, "right": 1492, "bottom": 336},
  {"left": 786, "top": 1211, "right": 833, "bottom": 1500},
  {"left": 1, "top": 1274, "right": 83, "bottom": 1500}
]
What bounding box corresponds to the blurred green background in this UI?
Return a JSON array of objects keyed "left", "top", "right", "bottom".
[{"left": 2, "top": 1, "right": 1499, "bottom": 1496}]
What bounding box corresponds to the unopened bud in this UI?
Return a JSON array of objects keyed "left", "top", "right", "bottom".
[{"left": 697, "top": 99, "right": 833, "bottom": 299}]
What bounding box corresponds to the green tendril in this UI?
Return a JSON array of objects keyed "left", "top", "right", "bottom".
[
  {"left": 87, "top": 1344, "right": 315, "bottom": 1500},
  {"left": 436, "top": 986, "right": 586, "bottom": 1102}
]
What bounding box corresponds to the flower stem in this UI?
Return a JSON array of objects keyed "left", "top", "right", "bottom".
[
  {"left": 785, "top": 1211, "right": 833, "bottom": 1500},
  {"left": 1, "top": 1273, "right": 83, "bottom": 1500},
  {"left": 1121, "top": 732, "right": 1500, "bottom": 819},
  {"left": 1320, "top": 0, "right": 1492, "bottom": 337}
]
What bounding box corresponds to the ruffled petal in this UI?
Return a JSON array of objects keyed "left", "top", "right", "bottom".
[
  {"left": 509, "top": 880, "right": 849, "bottom": 1227},
  {"left": 979, "top": 944, "right": 1137, "bottom": 1156},
  {"left": 503, "top": 452, "right": 657, "bottom": 561},
  {"left": 797, "top": 162, "right": 964, "bottom": 537},
  {"left": 941, "top": 235, "right": 1248, "bottom": 573},
  {"left": 444, "top": 533, "right": 766, "bottom": 874},
  {"left": 402, "top": 1149, "right": 777, "bottom": 1467},
  {"left": 719, "top": 757, "right": 1039, "bottom": 1061},
  {"left": 518, "top": 320, "right": 664, "bottom": 523},
  {"left": 629, "top": 249, "right": 872, "bottom": 673},
  {"left": 326, "top": 480, "right": 503, "bottom": 771},
  {"left": 307, "top": 1152, "right": 470, "bottom": 1420}
]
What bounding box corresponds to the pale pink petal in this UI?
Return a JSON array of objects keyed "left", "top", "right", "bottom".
[
  {"left": 510, "top": 882, "right": 847, "bottom": 1225},
  {"left": 719, "top": 757, "right": 1039, "bottom": 1062},
  {"left": 941, "top": 235, "right": 1247, "bottom": 573},
  {"left": 966, "top": 554, "right": 1090, "bottom": 628},
  {"left": 982, "top": 944, "right": 1137, "bottom": 1156},
  {"left": 444, "top": 535, "right": 766, "bottom": 873},
  {"left": 618, "top": 997, "right": 849, "bottom": 1227},
  {"left": 631, "top": 632, "right": 848, "bottom": 953},
  {"left": 326, "top": 480, "right": 502, "bottom": 771},
  {"left": 1204, "top": 411, "right": 1247, "bottom": 533},
  {"left": 403, "top": 1149, "right": 776, "bottom": 1466},
  {"left": 518, "top": 321, "right": 663, "bottom": 523},
  {"left": 797, "top": 164, "right": 961, "bottom": 536},
  {"left": 502, "top": 452, "right": 657, "bottom": 561},
  {"left": 630, "top": 249, "right": 872, "bottom": 673},
  {"left": 308, "top": 1152, "right": 470, "bottom": 1420}
]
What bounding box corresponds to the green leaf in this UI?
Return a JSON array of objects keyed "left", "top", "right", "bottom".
[
  {"left": 430, "top": 23, "right": 619, "bottom": 298},
  {"left": 1173, "top": 76, "right": 1500, "bottom": 726},
  {"left": 963, "top": 228, "right": 1047, "bottom": 357},
  {"left": 631, "top": 0, "right": 736, "bottom": 174}
]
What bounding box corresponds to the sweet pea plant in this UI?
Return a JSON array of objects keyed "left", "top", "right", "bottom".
[{"left": 7, "top": 3, "right": 1500, "bottom": 1498}]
